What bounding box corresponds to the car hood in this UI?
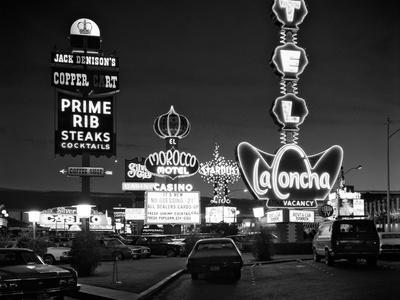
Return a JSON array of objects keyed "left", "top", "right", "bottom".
[
  {"left": 47, "top": 247, "right": 71, "bottom": 251},
  {"left": 0, "top": 264, "right": 72, "bottom": 280}
]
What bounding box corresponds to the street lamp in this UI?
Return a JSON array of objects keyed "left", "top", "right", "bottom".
[
  {"left": 386, "top": 117, "right": 400, "bottom": 232},
  {"left": 340, "top": 165, "right": 362, "bottom": 188},
  {"left": 26, "top": 211, "right": 41, "bottom": 239},
  {"left": 74, "top": 204, "right": 94, "bottom": 232}
]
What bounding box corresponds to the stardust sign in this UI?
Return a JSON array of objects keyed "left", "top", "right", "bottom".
[
  {"left": 55, "top": 92, "right": 115, "bottom": 156},
  {"left": 145, "top": 149, "right": 199, "bottom": 180},
  {"left": 145, "top": 192, "right": 200, "bottom": 224},
  {"left": 236, "top": 142, "right": 343, "bottom": 208}
]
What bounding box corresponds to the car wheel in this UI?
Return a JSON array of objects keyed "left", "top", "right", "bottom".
[
  {"left": 191, "top": 273, "right": 198, "bottom": 280},
  {"left": 43, "top": 254, "right": 55, "bottom": 265},
  {"left": 166, "top": 249, "right": 176, "bottom": 257},
  {"left": 367, "top": 257, "right": 377, "bottom": 267},
  {"left": 313, "top": 248, "right": 321, "bottom": 262},
  {"left": 233, "top": 269, "right": 241, "bottom": 280},
  {"left": 325, "top": 249, "right": 334, "bottom": 266},
  {"left": 113, "top": 252, "right": 124, "bottom": 261}
]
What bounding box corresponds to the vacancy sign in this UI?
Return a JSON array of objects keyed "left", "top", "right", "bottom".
[{"left": 145, "top": 192, "right": 200, "bottom": 224}]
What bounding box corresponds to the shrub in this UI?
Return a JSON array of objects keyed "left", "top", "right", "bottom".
[
  {"left": 17, "top": 236, "right": 49, "bottom": 258},
  {"left": 70, "top": 231, "right": 101, "bottom": 276},
  {"left": 252, "top": 228, "right": 275, "bottom": 261}
]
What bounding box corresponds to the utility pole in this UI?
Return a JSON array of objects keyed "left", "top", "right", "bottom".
[{"left": 386, "top": 117, "right": 400, "bottom": 232}]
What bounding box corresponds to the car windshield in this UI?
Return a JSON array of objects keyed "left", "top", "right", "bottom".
[
  {"left": 338, "top": 221, "right": 376, "bottom": 233},
  {"left": 196, "top": 241, "right": 235, "bottom": 251},
  {"left": 0, "top": 250, "right": 43, "bottom": 267}
]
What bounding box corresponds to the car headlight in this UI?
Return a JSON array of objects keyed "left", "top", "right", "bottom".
[
  {"left": 0, "top": 280, "right": 21, "bottom": 291},
  {"left": 67, "top": 278, "right": 77, "bottom": 286},
  {"left": 59, "top": 279, "right": 68, "bottom": 286}
]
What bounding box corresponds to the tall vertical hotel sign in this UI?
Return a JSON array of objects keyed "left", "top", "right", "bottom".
[
  {"left": 144, "top": 106, "right": 200, "bottom": 224},
  {"left": 236, "top": 0, "right": 343, "bottom": 208},
  {"left": 51, "top": 19, "right": 119, "bottom": 157}
]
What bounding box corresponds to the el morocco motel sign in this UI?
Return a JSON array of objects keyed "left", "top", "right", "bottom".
[{"left": 237, "top": 142, "right": 343, "bottom": 208}]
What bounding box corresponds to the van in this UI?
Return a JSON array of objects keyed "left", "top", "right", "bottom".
[{"left": 312, "top": 219, "right": 379, "bottom": 266}]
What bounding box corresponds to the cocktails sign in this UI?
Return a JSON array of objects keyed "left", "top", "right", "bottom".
[
  {"left": 237, "top": 143, "right": 342, "bottom": 208},
  {"left": 55, "top": 92, "right": 115, "bottom": 156}
]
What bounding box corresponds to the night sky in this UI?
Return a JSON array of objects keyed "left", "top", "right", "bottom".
[{"left": 0, "top": 0, "right": 399, "bottom": 199}]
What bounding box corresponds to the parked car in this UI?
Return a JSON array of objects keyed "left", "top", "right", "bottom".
[
  {"left": 134, "top": 235, "right": 185, "bottom": 257},
  {"left": 96, "top": 238, "right": 133, "bottom": 260},
  {"left": 0, "top": 248, "right": 79, "bottom": 298},
  {"left": 186, "top": 238, "right": 243, "bottom": 280},
  {"left": 112, "top": 235, "right": 151, "bottom": 258},
  {"left": 312, "top": 218, "right": 380, "bottom": 266},
  {"left": 43, "top": 245, "right": 71, "bottom": 265},
  {"left": 379, "top": 232, "right": 400, "bottom": 257}
]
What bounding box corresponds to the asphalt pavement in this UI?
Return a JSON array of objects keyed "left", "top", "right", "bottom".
[
  {"left": 67, "top": 253, "right": 313, "bottom": 299},
  {"left": 152, "top": 258, "right": 400, "bottom": 300}
]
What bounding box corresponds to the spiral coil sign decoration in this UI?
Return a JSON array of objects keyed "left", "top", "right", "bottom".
[{"left": 236, "top": 0, "right": 343, "bottom": 209}]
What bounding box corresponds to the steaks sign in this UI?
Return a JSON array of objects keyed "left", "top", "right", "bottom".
[{"left": 236, "top": 142, "right": 343, "bottom": 208}]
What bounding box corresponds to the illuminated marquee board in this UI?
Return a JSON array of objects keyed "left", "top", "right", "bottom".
[
  {"left": 289, "top": 210, "right": 314, "bottom": 223},
  {"left": 145, "top": 192, "right": 200, "bottom": 224},
  {"left": 266, "top": 210, "right": 284, "bottom": 223},
  {"left": 55, "top": 92, "right": 115, "bottom": 156},
  {"left": 205, "top": 206, "right": 237, "bottom": 224},
  {"left": 125, "top": 208, "right": 145, "bottom": 221},
  {"left": 237, "top": 142, "right": 343, "bottom": 208},
  {"left": 145, "top": 149, "right": 199, "bottom": 180}
]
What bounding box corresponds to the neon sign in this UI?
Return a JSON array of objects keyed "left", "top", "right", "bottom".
[
  {"left": 145, "top": 148, "right": 199, "bottom": 179},
  {"left": 125, "top": 157, "right": 153, "bottom": 182},
  {"left": 200, "top": 144, "right": 241, "bottom": 205},
  {"left": 271, "top": 93, "right": 308, "bottom": 131},
  {"left": 153, "top": 183, "right": 193, "bottom": 192},
  {"left": 272, "top": 0, "right": 308, "bottom": 29},
  {"left": 271, "top": 43, "right": 308, "bottom": 80},
  {"left": 55, "top": 92, "right": 115, "bottom": 156},
  {"left": 237, "top": 142, "right": 343, "bottom": 208}
]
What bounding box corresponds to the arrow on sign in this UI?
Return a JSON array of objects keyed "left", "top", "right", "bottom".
[{"left": 59, "top": 169, "right": 67, "bottom": 174}]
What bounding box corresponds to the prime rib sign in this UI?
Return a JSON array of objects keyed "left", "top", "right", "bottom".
[{"left": 236, "top": 0, "right": 343, "bottom": 209}]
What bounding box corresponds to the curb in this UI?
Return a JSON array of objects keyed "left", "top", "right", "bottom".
[
  {"left": 138, "top": 269, "right": 186, "bottom": 300},
  {"left": 244, "top": 257, "right": 313, "bottom": 267}
]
